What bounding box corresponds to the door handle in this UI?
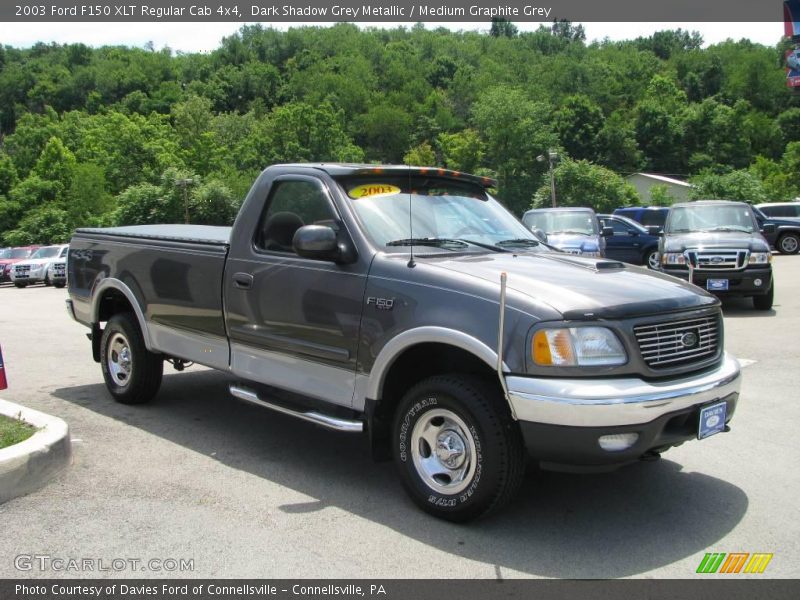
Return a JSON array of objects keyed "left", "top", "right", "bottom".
[{"left": 233, "top": 272, "right": 254, "bottom": 290}]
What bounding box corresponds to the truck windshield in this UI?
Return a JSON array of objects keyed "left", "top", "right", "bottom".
[
  {"left": 341, "top": 178, "right": 539, "bottom": 250},
  {"left": 523, "top": 210, "right": 598, "bottom": 235},
  {"left": 666, "top": 205, "right": 756, "bottom": 233},
  {"left": 30, "top": 247, "right": 62, "bottom": 259}
]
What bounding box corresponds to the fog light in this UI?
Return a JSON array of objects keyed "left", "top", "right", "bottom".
[
  {"left": 754, "top": 279, "right": 762, "bottom": 287},
  {"left": 598, "top": 433, "right": 639, "bottom": 452}
]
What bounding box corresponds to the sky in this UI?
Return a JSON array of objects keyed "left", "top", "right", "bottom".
[{"left": 0, "top": 21, "right": 784, "bottom": 52}]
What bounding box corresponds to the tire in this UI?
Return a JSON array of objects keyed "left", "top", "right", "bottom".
[
  {"left": 776, "top": 233, "right": 799, "bottom": 255},
  {"left": 54, "top": 282, "right": 65, "bottom": 288},
  {"left": 753, "top": 283, "right": 774, "bottom": 311},
  {"left": 14, "top": 282, "right": 27, "bottom": 288},
  {"left": 644, "top": 248, "right": 659, "bottom": 269},
  {"left": 100, "top": 312, "right": 163, "bottom": 404},
  {"left": 392, "top": 374, "right": 525, "bottom": 522},
  {"left": 44, "top": 275, "right": 51, "bottom": 286}
]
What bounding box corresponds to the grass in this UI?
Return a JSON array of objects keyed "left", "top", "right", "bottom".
[{"left": 0, "top": 413, "right": 36, "bottom": 449}]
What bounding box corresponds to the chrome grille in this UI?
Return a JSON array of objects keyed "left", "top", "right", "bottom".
[
  {"left": 635, "top": 315, "right": 720, "bottom": 368},
  {"left": 15, "top": 264, "right": 30, "bottom": 272},
  {"left": 685, "top": 249, "right": 747, "bottom": 271}
]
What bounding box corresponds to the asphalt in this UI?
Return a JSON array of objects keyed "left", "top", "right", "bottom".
[{"left": 0, "top": 257, "right": 797, "bottom": 579}]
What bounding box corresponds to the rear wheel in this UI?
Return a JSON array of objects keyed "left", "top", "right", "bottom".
[
  {"left": 777, "top": 233, "right": 799, "bottom": 255},
  {"left": 753, "top": 283, "right": 774, "bottom": 311},
  {"left": 392, "top": 374, "right": 525, "bottom": 522},
  {"left": 14, "top": 282, "right": 27, "bottom": 288},
  {"left": 54, "top": 282, "right": 65, "bottom": 288},
  {"left": 100, "top": 312, "right": 163, "bottom": 404}
]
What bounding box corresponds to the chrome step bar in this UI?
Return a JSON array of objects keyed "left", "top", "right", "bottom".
[{"left": 229, "top": 384, "right": 363, "bottom": 433}]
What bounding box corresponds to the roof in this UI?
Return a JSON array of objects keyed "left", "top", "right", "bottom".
[
  {"left": 672, "top": 199, "right": 748, "bottom": 208},
  {"left": 756, "top": 202, "right": 800, "bottom": 207},
  {"left": 523, "top": 207, "right": 596, "bottom": 214},
  {"left": 626, "top": 173, "right": 692, "bottom": 188},
  {"left": 271, "top": 163, "right": 498, "bottom": 188}
]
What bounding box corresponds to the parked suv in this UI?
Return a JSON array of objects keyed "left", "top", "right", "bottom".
[
  {"left": 10, "top": 244, "right": 69, "bottom": 287},
  {"left": 659, "top": 201, "right": 774, "bottom": 310},
  {"left": 0, "top": 246, "right": 40, "bottom": 283},
  {"left": 756, "top": 202, "right": 800, "bottom": 221},
  {"left": 522, "top": 207, "right": 610, "bottom": 257},
  {"left": 752, "top": 206, "right": 800, "bottom": 255},
  {"left": 613, "top": 206, "right": 671, "bottom": 232}
]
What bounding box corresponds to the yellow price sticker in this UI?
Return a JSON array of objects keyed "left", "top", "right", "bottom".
[{"left": 348, "top": 184, "right": 402, "bottom": 199}]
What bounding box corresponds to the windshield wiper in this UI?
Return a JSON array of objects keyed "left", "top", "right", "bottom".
[
  {"left": 706, "top": 226, "right": 751, "bottom": 233},
  {"left": 386, "top": 237, "right": 508, "bottom": 252},
  {"left": 496, "top": 238, "right": 540, "bottom": 248},
  {"left": 386, "top": 237, "right": 469, "bottom": 248},
  {"left": 550, "top": 230, "right": 590, "bottom": 236}
]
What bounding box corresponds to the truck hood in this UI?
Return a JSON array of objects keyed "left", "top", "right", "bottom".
[
  {"left": 423, "top": 251, "right": 717, "bottom": 319},
  {"left": 663, "top": 232, "right": 770, "bottom": 253}
]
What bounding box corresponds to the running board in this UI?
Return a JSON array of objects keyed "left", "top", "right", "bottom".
[{"left": 229, "top": 384, "right": 364, "bottom": 433}]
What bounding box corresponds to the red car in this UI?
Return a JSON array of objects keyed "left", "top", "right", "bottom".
[{"left": 0, "top": 246, "right": 41, "bottom": 283}]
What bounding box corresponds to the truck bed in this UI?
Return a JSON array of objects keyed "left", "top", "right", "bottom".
[{"left": 69, "top": 225, "right": 232, "bottom": 370}]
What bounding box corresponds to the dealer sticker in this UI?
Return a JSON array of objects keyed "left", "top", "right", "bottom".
[{"left": 348, "top": 184, "right": 401, "bottom": 199}]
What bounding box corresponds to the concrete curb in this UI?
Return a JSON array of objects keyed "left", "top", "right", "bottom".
[{"left": 0, "top": 399, "right": 71, "bottom": 504}]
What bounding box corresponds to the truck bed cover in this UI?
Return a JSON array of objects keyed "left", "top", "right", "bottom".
[{"left": 75, "top": 225, "right": 231, "bottom": 246}]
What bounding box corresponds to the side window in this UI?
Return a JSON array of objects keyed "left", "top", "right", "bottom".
[
  {"left": 255, "top": 180, "right": 337, "bottom": 253},
  {"left": 641, "top": 211, "right": 666, "bottom": 228},
  {"left": 792, "top": 205, "right": 800, "bottom": 218},
  {"left": 605, "top": 218, "right": 631, "bottom": 235}
]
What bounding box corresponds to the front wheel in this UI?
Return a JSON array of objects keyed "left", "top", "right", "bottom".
[
  {"left": 645, "top": 249, "right": 659, "bottom": 269},
  {"left": 393, "top": 375, "right": 525, "bottom": 522},
  {"left": 100, "top": 312, "right": 163, "bottom": 404},
  {"left": 14, "top": 282, "right": 27, "bottom": 288},
  {"left": 777, "top": 233, "right": 799, "bottom": 255}
]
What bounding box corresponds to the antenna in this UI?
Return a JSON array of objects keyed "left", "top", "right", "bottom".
[{"left": 407, "top": 167, "right": 415, "bottom": 268}]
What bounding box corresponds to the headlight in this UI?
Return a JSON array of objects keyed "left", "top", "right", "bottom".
[
  {"left": 748, "top": 252, "right": 771, "bottom": 265},
  {"left": 532, "top": 327, "right": 627, "bottom": 366},
  {"left": 662, "top": 252, "right": 686, "bottom": 265}
]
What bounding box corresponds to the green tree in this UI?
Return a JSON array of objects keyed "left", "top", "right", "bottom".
[
  {"left": 649, "top": 184, "right": 675, "bottom": 206},
  {"left": 189, "top": 179, "right": 237, "bottom": 225},
  {"left": 403, "top": 142, "right": 436, "bottom": 166},
  {"left": 531, "top": 159, "right": 639, "bottom": 213},
  {"left": 3, "top": 205, "right": 72, "bottom": 245},
  {"left": 554, "top": 95, "right": 604, "bottom": 162},
  {"left": 688, "top": 169, "right": 767, "bottom": 203},
  {"left": 438, "top": 129, "right": 484, "bottom": 174}
]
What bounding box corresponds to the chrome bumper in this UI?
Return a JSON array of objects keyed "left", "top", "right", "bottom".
[{"left": 506, "top": 353, "right": 741, "bottom": 427}]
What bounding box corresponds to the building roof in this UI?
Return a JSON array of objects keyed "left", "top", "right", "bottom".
[{"left": 626, "top": 172, "right": 692, "bottom": 188}]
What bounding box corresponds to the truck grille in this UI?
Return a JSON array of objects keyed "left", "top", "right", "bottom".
[
  {"left": 634, "top": 315, "right": 720, "bottom": 368},
  {"left": 15, "top": 265, "right": 30, "bottom": 272},
  {"left": 685, "top": 249, "right": 747, "bottom": 271}
]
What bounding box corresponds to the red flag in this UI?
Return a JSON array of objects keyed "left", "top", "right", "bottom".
[{"left": 0, "top": 344, "right": 7, "bottom": 391}]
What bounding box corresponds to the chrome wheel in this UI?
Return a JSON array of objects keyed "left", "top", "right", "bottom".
[
  {"left": 107, "top": 332, "right": 133, "bottom": 387},
  {"left": 779, "top": 235, "right": 798, "bottom": 254},
  {"left": 647, "top": 250, "right": 660, "bottom": 269},
  {"left": 411, "top": 408, "right": 477, "bottom": 495}
]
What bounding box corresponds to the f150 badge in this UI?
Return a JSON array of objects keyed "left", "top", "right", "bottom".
[{"left": 367, "top": 297, "right": 395, "bottom": 310}]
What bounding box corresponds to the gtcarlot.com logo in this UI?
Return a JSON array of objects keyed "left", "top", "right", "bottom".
[{"left": 696, "top": 552, "right": 773, "bottom": 574}]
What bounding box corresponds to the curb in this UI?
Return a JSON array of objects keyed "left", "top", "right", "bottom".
[{"left": 0, "top": 398, "right": 71, "bottom": 504}]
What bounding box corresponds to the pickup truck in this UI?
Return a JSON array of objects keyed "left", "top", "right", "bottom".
[
  {"left": 658, "top": 200, "right": 775, "bottom": 310},
  {"left": 67, "top": 164, "right": 742, "bottom": 521}
]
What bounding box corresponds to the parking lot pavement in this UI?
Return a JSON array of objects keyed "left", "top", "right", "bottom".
[{"left": 0, "top": 258, "right": 797, "bottom": 579}]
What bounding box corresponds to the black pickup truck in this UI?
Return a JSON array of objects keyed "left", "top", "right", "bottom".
[
  {"left": 658, "top": 200, "right": 775, "bottom": 310},
  {"left": 67, "top": 164, "right": 741, "bottom": 521}
]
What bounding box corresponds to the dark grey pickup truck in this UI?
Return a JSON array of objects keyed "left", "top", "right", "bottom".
[{"left": 67, "top": 164, "right": 741, "bottom": 521}]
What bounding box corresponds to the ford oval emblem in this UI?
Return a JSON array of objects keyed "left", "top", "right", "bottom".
[
  {"left": 705, "top": 415, "right": 721, "bottom": 428},
  {"left": 680, "top": 332, "right": 699, "bottom": 348},
  {"left": 710, "top": 256, "right": 724, "bottom": 264}
]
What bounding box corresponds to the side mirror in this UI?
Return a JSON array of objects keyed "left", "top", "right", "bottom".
[
  {"left": 601, "top": 226, "right": 614, "bottom": 238},
  {"left": 531, "top": 227, "right": 548, "bottom": 243},
  {"left": 292, "top": 225, "right": 340, "bottom": 261},
  {"left": 627, "top": 229, "right": 639, "bottom": 237},
  {"left": 646, "top": 226, "right": 663, "bottom": 236},
  {"left": 761, "top": 223, "right": 776, "bottom": 234}
]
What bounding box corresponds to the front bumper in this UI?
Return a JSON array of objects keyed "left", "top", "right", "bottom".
[
  {"left": 663, "top": 267, "right": 772, "bottom": 296},
  {"left": 506, "top": 353, "right": 741, "bottom": 470}
]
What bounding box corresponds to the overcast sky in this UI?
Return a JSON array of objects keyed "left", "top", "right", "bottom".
[{"left": 0, "top": 22, "right": 784, "bottom": 52}]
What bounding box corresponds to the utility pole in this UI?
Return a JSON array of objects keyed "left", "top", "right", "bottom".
[
  {"left": 176, "top": 178, "right": 193, "bottom": 224},
  {"left": 537, "top": 150, "right": 559, "bottom": 207}
]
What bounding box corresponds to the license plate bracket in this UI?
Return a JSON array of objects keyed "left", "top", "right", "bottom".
[
  {"left": 706, "top": 278, "right": 729, "bottom": 291},
  {"left": 698, "top": 401, "right": 727, "bottom": 440}
]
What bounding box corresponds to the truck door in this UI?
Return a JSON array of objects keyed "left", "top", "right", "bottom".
[
  {"left": 602, "top": 217, "right": 641, "bottom": 264},
  {"left": 224, "top": 175, "right": 368, "bottom": 408}
]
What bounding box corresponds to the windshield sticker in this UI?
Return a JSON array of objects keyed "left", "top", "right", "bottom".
[{"left": 348, "top": 184, "right": 402, "bottom": 199}]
